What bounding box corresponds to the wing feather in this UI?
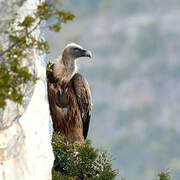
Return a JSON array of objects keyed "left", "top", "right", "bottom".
[{"left": 71, "top": 73, "right": 92, "bottom": 139}]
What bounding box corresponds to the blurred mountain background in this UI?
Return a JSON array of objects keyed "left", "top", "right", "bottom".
[{"left": 44, "top": 0, "right": 180, "bottom": 179}]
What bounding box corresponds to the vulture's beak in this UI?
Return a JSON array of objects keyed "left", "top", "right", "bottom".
[{"left": 82, "top": 49, "right": 92, "bottom": 58}]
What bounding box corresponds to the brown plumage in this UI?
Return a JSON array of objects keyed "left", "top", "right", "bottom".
[{"left": 47, "top": 43, "right": 92, "bottom": 144}]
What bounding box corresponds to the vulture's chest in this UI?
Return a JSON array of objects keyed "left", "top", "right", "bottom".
[{"left": 54, "top": 82, "right": 78, "bottom": 116}]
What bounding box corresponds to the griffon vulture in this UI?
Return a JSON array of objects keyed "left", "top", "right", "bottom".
[{"left": 47, "top": 43, "right": 92, "bottom": 144}]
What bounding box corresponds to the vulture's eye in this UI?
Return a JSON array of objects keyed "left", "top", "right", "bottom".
[{"left": 73, "top": 48, "right": 80, "bottom": 52}]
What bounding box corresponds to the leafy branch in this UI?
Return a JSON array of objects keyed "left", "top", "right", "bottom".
[
  {"left": 52, "top": 134, "right": 118, "bottom": 180},
  {"left": 157, "top": 169, "right": 171, "bottom": 180},
  {"left": 0, "top": 1, "right": 75, "bottom": 109}
]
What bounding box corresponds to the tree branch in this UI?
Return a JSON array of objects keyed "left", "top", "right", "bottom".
[{"left": 0, "top": 20, "right": 41, "bottom": 57}]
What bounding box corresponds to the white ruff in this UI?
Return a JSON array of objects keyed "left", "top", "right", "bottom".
[{"left": 53, "top": 56, "right": 77, "bottom": 83}]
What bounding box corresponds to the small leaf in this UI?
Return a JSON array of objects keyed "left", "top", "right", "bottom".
[
  {"left": 49, "top": 24, "right": 61, "bottom": 32},
  {"left": 18, "top": 16, "right": 35, "bottom": 27},
  {"left": 46, "top": 62, "right": 53, "bottom": 72}
]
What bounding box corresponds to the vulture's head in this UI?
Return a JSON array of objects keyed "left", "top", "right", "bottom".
[
  {"left": 62, "top": 43, "right": 92, "bottom": 61},
  {"left": 53, "top": 43, "right": 92, "bottom": 81}
]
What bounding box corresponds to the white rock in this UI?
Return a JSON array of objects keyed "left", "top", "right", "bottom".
[{"left": 0, "top": 0, "right": 54, "bottom": 179}]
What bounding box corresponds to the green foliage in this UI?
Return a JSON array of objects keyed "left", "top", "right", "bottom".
[
  {"left": 46, "top": 62, "right": 53, "bottom": 72},
  {"left": 51, "top": 133, "right": 173, "bottom": 180},
  {"left": 52, "top": 134, "right": 118, "bottom": 180},
  {"left": 0, "top": 1, "right": 74, "bottom": 109},
  {"left": 157, "top": 170, "right": 171, "bottom": 180}
]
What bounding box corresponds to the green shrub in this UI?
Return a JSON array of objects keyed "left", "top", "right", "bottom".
[
  {"left": 52, "top": 134, "right": 118, "bottom": 180},
  {"left": 157, "top": 170, "right": 171, "bottom": 180}
]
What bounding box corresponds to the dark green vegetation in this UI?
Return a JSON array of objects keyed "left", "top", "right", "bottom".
[
  {"left": 52, "top": 134, "right": 118, "bottom": 180},
  {"left": 51, "top": 134, "right": 172, "bottom": 180},
  {"left": 0, "top": 1, "right": 74, "bottom": 109},
  {"left": 157, "top": 170, "right": 171, "bottom": 180}
]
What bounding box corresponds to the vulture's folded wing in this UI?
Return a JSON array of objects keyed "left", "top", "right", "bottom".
[{"left": 71, "top": 73, "right": 92, "bottom": 139}]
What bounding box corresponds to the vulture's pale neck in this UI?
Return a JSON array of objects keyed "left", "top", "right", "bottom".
[{"left": 53, "top": 54, "right": 77, "bottom": 85}]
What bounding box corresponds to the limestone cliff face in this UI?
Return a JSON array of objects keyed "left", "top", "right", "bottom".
[{"left": 0, "top": 0, "right": 54, "bottom": 179}]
